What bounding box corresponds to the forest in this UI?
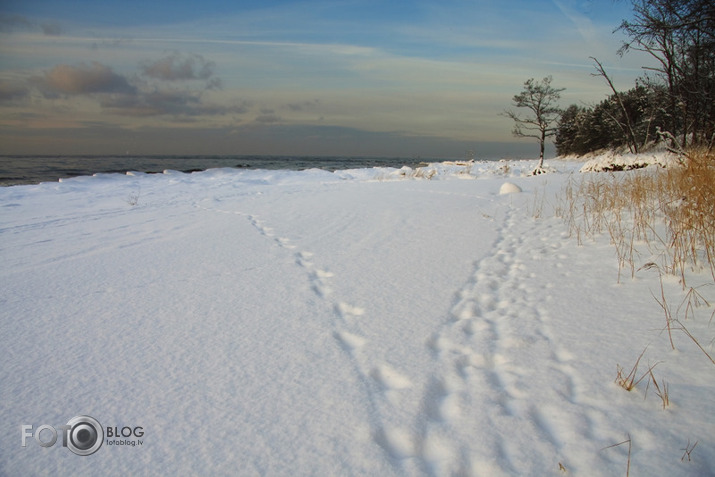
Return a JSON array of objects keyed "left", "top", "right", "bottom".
[{"left": 555, "top": 0, "right": 714, "bottom": 156}]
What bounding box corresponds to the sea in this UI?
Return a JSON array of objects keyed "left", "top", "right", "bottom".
[{"left": 0, "top": 155, "right": 446, "bottom": 187}]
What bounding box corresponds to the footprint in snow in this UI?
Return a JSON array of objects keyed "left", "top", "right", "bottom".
[
  {"left": 314, "top": 269, "right": 334, "bottom": 278},
  {"left": 335, "top": 302, "right": 365, "bottom": 319},
  {"left": 295, "top": 251, "right": 313, "bottom": 267},
  {"left": 333, "top": 330, "right": 367, "bottom": 350},
  {"left": 374, "top": 427, "right": 415, "bottom": 460},
  {"left": 370, "top": 364, "right": 413, "bottom": 390}
]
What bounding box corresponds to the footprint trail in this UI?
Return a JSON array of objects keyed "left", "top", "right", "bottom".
[
  {"left": 411, "top": 204, "right": 610, "bottom": 476},
  {"left": 196, "top": 199, "right": 420, "bottom": 471},
  {"left": 195, "top": 196, "right": 616, "bottom": 476}
]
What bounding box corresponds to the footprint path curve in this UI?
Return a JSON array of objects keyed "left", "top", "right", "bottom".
[
  {"left": 195, "top": 198, "right": 417, "bottom": 471},
  {"left": 415, "top": 203, "right": 609, "bottom": 476},
  {"left": 195, "top": 196, "right": 617, "bottom": 476}
]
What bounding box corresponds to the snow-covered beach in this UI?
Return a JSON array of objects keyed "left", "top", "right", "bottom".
[{"left": 2, "top": 157, "right": 713, "bottom": 476}]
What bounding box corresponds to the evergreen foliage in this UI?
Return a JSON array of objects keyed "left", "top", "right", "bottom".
[
  {"left": 554, "top": 0, "right": 714, "bottom": 156},
  {"left": 556, "top": 84, "right": 671, "bottom": 156}
]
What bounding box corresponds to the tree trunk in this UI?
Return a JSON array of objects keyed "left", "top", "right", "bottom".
[
  {"left": 532, "top": 130, "right": 546, "bottom": 174},
  {"left": 591, "top": 57, "right": 640, "bottom": 153}
]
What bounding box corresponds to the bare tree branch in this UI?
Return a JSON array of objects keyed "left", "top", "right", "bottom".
[{"left": 591, "top": 57, "right": 641, "bottom": 153}]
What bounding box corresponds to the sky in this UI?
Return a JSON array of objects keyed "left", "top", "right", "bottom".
[{"left": 0, "top": 0, "right": 652, "bottom": 158}]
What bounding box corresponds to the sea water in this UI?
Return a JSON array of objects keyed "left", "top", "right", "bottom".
[{"left": 0, "top": 155, "right": 440, "bottom": 186}]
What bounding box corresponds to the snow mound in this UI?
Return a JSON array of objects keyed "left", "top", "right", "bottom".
[
  {"left": 499, "top": 182, "right": 522, "bottom": 194},
  {"left": 329, "top": 159, "right": 585, "bottom": 182},
  {"left": 580, "top": 152, "right": 681, "bottom": 172}
]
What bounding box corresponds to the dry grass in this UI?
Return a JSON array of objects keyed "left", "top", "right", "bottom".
[
  {"left": 559, "top": 148, "right": 715, "bottom": 374},
  {"left": 559, "top": 148, "right": 715, "bottom": 286},
  {"left": 646, "top": 367, "right": 670, "bottom": 409},
  {"left": 681, "top": 439, "right": 698, "bottom": 462},
  {"left": 615, "top": 347, "right": 657, "bottom": 392},
  {"left": 640, "top": 262, "right": 676, "bottom": 350},
  {"left": 678, "top": 285, "right": 713, "bottom": 322},
  {"left": 672, "top": 319, "right": 715, "bottom": 366},
  {"left": 561, "top": 149, "right": 714, "bottom": 476},
  {"left": 602, "top": 434, "right": 632, "bottom": 477}
]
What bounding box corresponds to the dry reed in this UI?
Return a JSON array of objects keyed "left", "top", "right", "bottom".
[
  {"left": 559, "top": 149, "right": 715, "bottom": 287},
  {"left": 558, "top": 148, "right": 715, "bottom": 370}
]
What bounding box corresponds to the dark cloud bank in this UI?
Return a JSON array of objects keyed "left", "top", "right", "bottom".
[{"left": 2, "top": 51, "right": 538, "bottom": 157}]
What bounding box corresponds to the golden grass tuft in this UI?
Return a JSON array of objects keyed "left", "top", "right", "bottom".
[
  {"left": 559, "top": 148, "right": 715, "bottom": 286},
  {"left": 564, "top": 148, "right": 713, "bottom": 473},
  {"left": 559, "top": 148, "right": 715, "bottom": 370},
  {"left": 615, "top": 347, "right": 657, "bottom": 392}
]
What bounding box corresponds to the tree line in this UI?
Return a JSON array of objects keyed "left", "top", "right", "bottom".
[{"left": 508, "top": 0, "right": 714, "bottom": 160}]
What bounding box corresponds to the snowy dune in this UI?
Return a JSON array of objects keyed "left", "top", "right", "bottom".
[{"left": 1, "top": 158, "right": 713, "bottom": 476}]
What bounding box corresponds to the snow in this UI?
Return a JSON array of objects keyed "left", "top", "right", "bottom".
[
  {"left": 499, "top": 182, "right": 522, "bottom": 195},
  {"left": 1, "top": 157, "right": 713, "bottom": 476},
  {"left": 579, "top": 151, "right": 681, "bottom": 172}
]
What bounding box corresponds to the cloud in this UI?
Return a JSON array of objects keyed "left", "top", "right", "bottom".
[
  {"left": 0, "top": 14, "right": 33, "bottom": 32},
  {"left": 16, "top": 53, "right": 241, "bottom": 119},
  {"left": 0, "top": 119, "right": 539, "bottom": 157},
  {"left": 140, "top": 52, "right": 216, "bottom": 81},
  {"left": 205, "top": 77, "right": 222, "bottom": 90},
  {"left": 0, "top": 14, "right": 62, "bottom": 35},
  {"left": 219, "top": 123, "right": 533, "bottom": 158},
  {"left": 552, "top": 0, "right": 599, "bottom": 45},
  {"left": 285, "top": 99, "right": 320, "bottom": 111},
  {"left": 0, "top": 80, "right": 30, "bottom": 102},
  {"left": 40, "top": 23, "right": 63, "bottom": 36},
  {"left": 35, "top": 62, "right": 136, "bottom": 95},
  {"left": 254, "top": 113, "right": 283, "bottom": 124},
  {"left": 101, "top": 90, "right": 250, "bottom": 118},
  {"left": 101, "top": 90, "right": 199, "bottom": 117}
]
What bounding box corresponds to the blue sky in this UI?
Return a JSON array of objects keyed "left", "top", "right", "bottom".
[{"left": 0, "top": 0, "right": 651, "bottom": 157}]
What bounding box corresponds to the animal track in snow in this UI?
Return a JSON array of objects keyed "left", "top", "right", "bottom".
[
  {"left": 335, "top": 302, "right": 365, "bottom": 320},
  {"left": 409, "top": 204, "right": 603, "bottom": 475},
  {"left": 371, "top": 364, "right": 413, "bottom": 391},
  {"left": 374, "top": 427, "right": 415, "bottom": 460},
  {"left": 238, "top": 211, "right": 423, "bottom": 467},
  {"left": 334, "top": 330, "right": 367, "bottom": 350},
  {"left": 276, "top": 237, "right": 295, "bottom": 248}
]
